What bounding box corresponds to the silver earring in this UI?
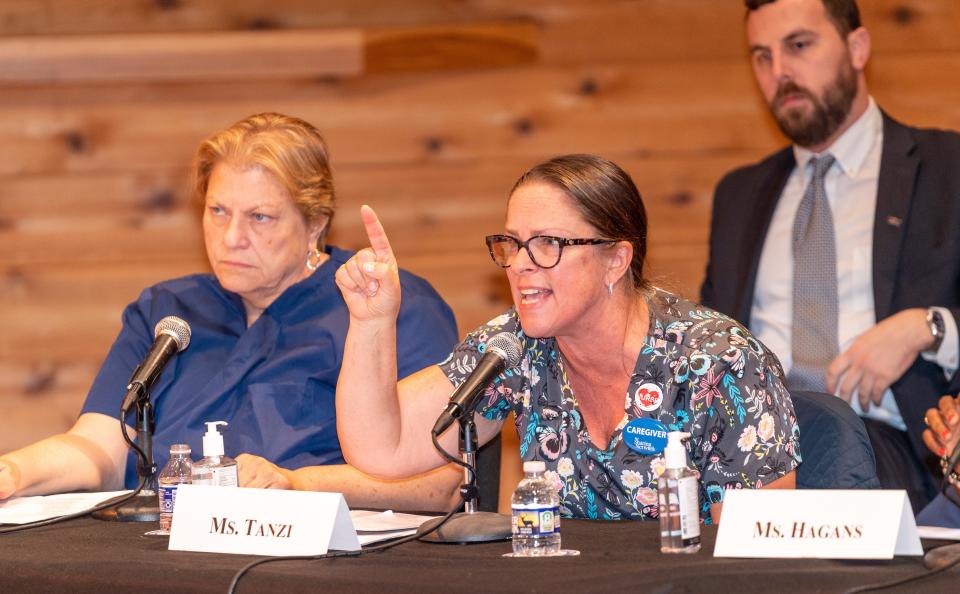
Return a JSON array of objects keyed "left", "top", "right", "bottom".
[
  {"left": 306, "top": 248, "right": 322, "bottom": 271},
  {"left": 607, "top": 283, "right": 614, "bottom": 296}
]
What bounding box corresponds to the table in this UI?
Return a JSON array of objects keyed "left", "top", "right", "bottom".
[{"left": 1, "top": 517, "right": 957, "bottom": 593}]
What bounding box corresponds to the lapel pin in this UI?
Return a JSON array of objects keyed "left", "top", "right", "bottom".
[{"left": 885, "top": 215, "right": 903, "bottom": 228}]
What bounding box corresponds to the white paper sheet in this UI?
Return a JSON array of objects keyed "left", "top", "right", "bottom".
[
  {"left": 357, "top": 529, "right": 418, "bottom": 546},
  {"left": 0, "top": 491, "right": 132, "bottom": 524},
  {"left": 349, "top": 510, "right": 435, "bottom": 546},
  {"left": 349, "top": 509, "right": 435, "bottom": 532},
  {"left": 918, "top": 526, "right": 960, "bottom": 541}
]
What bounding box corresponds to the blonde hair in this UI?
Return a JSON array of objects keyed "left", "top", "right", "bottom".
[{"left": 193, "top": 112, "right": 335, "bottom": 249}]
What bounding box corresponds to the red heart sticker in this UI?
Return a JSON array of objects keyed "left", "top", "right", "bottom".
[{"left": 635, "top": 382, "right": 663, "bottom": 411}]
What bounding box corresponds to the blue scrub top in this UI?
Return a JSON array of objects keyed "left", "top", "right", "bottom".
[{"left": 81, "top": 246, "right": 458, "bottom": 488}]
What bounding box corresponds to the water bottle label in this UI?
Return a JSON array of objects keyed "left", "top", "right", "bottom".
[
  {"left": 512, "top": 505, "right": 560, "bottom": 537},
  {"left": 159, "top": 484, "right": 178, "bottom": 514},
  {"left": 623, "top": 417, "right": 669, "bottom": 455},
  {"left": 677, "top": 475, "right": 701, "bottom": 544}
]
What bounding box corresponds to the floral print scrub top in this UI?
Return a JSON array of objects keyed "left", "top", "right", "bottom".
[{"left": 439, "top": 288, "right": 801, "bottom": 522}]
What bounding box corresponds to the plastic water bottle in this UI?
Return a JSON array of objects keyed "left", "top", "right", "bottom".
[
  {"left": 658, "top": 431, "right": 701, "bottom": 553},
  {"left": 157, "top": 443, "right": 193, "bottom": 533},
  {"left": 510, "top": 460, "right": 561, "bottom": 556}
]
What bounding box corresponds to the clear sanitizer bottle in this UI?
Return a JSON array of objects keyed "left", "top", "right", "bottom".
[
  {"left": 157, "top": 443, "right": 193, "bottom": 533},
  {"left": 191, "top": 421, "right": 238, "bottom": 487},
  {"left": 658, "top": 431, "right": 701, "bottom": 553}
]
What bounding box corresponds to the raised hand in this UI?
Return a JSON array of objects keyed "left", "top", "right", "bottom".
[{"left": 335, "top": 205, "right": 402, "bottom": 322}]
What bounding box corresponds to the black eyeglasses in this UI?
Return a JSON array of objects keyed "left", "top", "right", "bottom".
[{"left": 484, "top": 234, "right": 616, "bottom": 269}]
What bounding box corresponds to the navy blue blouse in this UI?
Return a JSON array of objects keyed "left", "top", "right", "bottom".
[{"left": 81, "top": 246, "right": 458, "bottom": 488}]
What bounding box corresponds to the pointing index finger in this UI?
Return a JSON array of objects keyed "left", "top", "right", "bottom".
[{"left": 360, "top": 205, "right": 395, "bottom": 263}]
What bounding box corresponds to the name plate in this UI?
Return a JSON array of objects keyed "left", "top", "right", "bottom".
[
  {"left": 168, "top": 485, "right": 360, "bottom": 556},
  {"left": 714, "top": 489, "right": 922, "bottom": 559}
]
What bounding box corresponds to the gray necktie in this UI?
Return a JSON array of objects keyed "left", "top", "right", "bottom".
[{"left": 787, "top": 154, "right": 838, "bottom": 392}]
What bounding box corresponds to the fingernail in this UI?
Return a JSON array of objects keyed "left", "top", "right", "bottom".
[
  {"left": 943, "top": 430, "right": 952, "bottom": 440},
  {"left": 941, "top": 447, "right": 947, "bottom": 457},
  {"left": 949, "top": 415, "right": 958, "bottom": 425},
  {"left": 363, "top": 262, "right": 375, "bottom": 273}
]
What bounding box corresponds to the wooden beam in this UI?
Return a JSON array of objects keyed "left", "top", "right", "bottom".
[
  {"left": 364, "top": 21, "right": 538, "bottom": 73},
  {"left": 0, "top": 29, "right": 363, "bottom": 84},
  {"left": 0, "top": 21, "right": 537, "bottom": 85}
]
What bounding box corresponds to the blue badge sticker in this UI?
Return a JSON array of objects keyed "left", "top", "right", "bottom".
[{"left": 622, "top": 417, "right": 669, "bottom": 455}]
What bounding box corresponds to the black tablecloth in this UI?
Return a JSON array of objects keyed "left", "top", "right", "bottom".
[{"left": 1, "top": 517, "right": 957, "bottom": 593}]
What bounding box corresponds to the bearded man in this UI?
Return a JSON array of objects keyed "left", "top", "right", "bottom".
[{"left": 700, "top": 0, "right": 960, "bottom": 511}]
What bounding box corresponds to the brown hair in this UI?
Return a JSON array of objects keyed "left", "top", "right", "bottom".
[
  {"left": 744, "top": 0, "right": 861, "bottom": 38},
  {"left": 193, "top": 112, "right": 335, "bottom": 249},
  {"left": 511, "top": 154, "right": 649, "bottom": 291}
]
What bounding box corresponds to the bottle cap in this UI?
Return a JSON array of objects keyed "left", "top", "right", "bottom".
[
  {"left": 664, "top": 431, "right": 691, "bottom": 469},
  {"left": 202, "top": 421, "right": 228, "bottom": 457},
  {"left": 523, "top": 461, "right": 546, "bottom": 473},
  {"left": 169, "top": 443, "right": 191, "bottom": 455}
]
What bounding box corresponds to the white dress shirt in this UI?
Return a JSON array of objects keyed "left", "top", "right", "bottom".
[{"left": 750, "top": 98, "right": 957, "bottom": 431}]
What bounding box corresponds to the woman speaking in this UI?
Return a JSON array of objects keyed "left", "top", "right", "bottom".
[
  {"left": 335, "top": 154, "right": 800, "bottom": 522},
  {"left": 0, "top": 113, "right": 462, "bottom": 510}
]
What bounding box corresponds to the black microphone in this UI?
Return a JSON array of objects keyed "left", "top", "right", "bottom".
[
  {"left": 432, "top": 332, "right": 522, "bottom": 436},
  {"left": 120, "top": 316, "right": 192, "bottom": 415}
]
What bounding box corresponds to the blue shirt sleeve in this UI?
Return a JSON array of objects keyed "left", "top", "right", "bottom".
[
  {"left": 395, "top": 271, "right": 459, "bottom": 379},
  {"left": 81, "top": 289, "right": 156, "bottom": 418}
]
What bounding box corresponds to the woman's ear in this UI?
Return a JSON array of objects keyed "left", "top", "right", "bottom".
[
  {"left": 309, "top": 215, "right": 329, "bottom": 248},
  {"left": 605, "top": 240, "right": 633, "bottom": 286}
]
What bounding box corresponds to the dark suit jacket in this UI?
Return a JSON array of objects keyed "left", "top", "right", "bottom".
[{"left": 701, "top": 113, "right": 960, "bottom": 473}]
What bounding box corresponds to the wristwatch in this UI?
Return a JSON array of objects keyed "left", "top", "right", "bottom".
[{"left": 925, "top": 308, "right": 945, "bottom": 355}]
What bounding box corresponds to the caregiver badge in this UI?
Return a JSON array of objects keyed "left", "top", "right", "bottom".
[{"left": 623, "top": 417, "right": 669, "bottom": 455}]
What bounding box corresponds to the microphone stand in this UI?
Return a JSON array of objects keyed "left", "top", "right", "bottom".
[
  {"left": 419, "top": 415, "right": 511, "bottom": 543},
  {"left": 93, "top": 391, "right": 160, "bottom": 522}
]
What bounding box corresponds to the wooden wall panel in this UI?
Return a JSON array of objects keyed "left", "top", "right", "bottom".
[{"left": 1, "top": 0, "right": 959, "bottom": 462}]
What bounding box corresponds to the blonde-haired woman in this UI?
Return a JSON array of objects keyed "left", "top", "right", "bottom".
[{"left": 0, "top": 113, "right": 461, "bottom": 510}]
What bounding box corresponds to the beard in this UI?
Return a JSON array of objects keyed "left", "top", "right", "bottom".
[{"left": 769, "top": 60, "right": 858, "bottom": 148}]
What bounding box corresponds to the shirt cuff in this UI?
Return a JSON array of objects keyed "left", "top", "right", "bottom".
[{"left": 921, "top": 306, "right": 958, "bottom": 378}]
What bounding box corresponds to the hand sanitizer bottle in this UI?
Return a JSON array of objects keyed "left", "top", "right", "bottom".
[
  {"left": 658, "top": 431, "right": 701, "bottom": 553},
  {"left": 191, "top": 421, "right": 238, "bottom": 487}
]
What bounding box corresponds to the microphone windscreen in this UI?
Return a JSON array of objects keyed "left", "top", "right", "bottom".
[
  {"left": 486, "top": 332, "right": 522, "bottom": 368},
  {"left": 154, "top": 316, "right": 192, "bottom": 352}
]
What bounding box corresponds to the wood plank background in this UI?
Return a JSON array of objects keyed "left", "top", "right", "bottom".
[{"left": 2, "top": 1, "right": 959, "bottom": 501}]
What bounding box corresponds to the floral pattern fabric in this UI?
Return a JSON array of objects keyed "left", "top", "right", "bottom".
[{"left": 439, "top": 288, "right": 801, "bottom": 522}]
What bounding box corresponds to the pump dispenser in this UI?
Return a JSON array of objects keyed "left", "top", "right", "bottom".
[
  {"left": 202, "top": 421, "right": 227, "bottom": 457},
  {"left": 664, "top": 432, "right": 691, "bottom": 470},
  {"left": 191, "top": 421, "right": 238, "bottom": 487},
  {"left": 657, "top": 431, "right": 701, "bottom": 553}
]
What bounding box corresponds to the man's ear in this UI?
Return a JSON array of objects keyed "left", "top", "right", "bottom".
[{"left": 847, "top": 26, "right": 871, "bottom": 71}]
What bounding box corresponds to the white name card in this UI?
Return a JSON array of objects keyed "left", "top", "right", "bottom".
[
  {"left": 714, "top": 489, "right": 922, "bottom": 559},
  {"left": 168, "top": 485, "right": 360, "bottom": 556}
]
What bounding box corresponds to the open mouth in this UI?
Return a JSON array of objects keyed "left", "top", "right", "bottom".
[{"left": 519, "top": 288, "right": 552, "bottom": 305}]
